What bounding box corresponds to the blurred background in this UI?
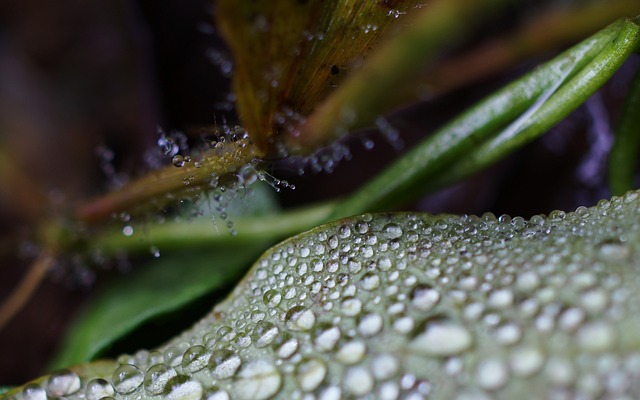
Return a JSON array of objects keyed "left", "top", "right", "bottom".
[{"left": 0, "top": 0, "right": 638, "bottom": 384}]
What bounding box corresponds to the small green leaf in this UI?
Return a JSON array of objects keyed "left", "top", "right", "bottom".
[{"left": 49, "top": 244, "right": 266, "bottom": 369}]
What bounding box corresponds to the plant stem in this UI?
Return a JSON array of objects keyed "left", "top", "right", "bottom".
[
  {"left": 91, "top": 200, "right": 336, "bottom": 256},
  {"left": 0, "top": 253, "right": 53, "bottom": 332},
  {"left": 609, "top": 65, "right": 640, "bottom": 196},
  {"left": 76, "top": 140, "right": 262, "bottom": 224},
  {"left": 328, "top": 20, "right": 624, "bottom": 220}
]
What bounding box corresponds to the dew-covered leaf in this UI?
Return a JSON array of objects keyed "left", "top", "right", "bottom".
[
  {"left": 14, "top": 190, "right": 640, "bottom": 399},
  {"left": 50, "top": 245, "right": 266, "bottom": 369},
  {"left": 216, "top": 0, "right": 425, "bottom": 152}
]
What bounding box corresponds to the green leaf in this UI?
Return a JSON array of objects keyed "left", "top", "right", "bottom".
[
  {"left": 49, "top": 244, "right": 266, "bottom": 369},
  {"left": 15, "top": 189, "right": 640, "bottom": 399}
]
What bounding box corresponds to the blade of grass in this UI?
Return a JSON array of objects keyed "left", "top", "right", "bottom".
[
  {"left": 328, "top": 20, "right": 624, "bottom": 219},
  {"left": 609, "top": 65, "right": 640, "bottom": 196},
  {"left": 427, "top": 17, "right": 640, "bottom": 192}
]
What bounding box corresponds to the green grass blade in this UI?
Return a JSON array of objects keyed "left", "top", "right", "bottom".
[
  {"left": 427, "top": 18, "right": 640, "bottom": 190},
  {"left": 329, "top": 20, "right": 624, "bottom": 219},
  {"left": 609, "top": 66, "right": 640, "bottom": 195}
]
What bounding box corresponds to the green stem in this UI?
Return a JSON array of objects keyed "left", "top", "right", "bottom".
[
  {"left": 328, "top": 20, "right": 625, "bottom": 220},
  {"left": 92, "top": 200, "right": 336, "bottom": 256},
  {"left": 76, "top": 140, "right": 262, "bottom": 225},
  {"left": 609, "top": 64, "right": 640, "bottom": 196}
]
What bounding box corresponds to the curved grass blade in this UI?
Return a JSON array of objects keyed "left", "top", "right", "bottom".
[
  {"left": 427, "top": 17, "right": 640, "bottom": 191},
  {"left": 329, "top": 20, "right": 625, "bottom": 219},
  {"left": 609, "top": 65, "right": 640, "bottom": 196}
]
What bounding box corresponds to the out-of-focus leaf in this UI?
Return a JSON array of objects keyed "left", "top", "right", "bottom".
[
  {"left": 49, "top": 244, "right": 266, "bottom": 369},
  {"left": 216, "top": 0, "right": 425, "bottom": 152}
]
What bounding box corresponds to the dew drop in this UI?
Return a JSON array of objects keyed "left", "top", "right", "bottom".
[
  {"left": 172, "top": 155, "right": 185, "bottom": 167},
  {"left": 210, "top": 349, "right": 242, "bottom": 379},
  {"left": 296, "top": 358, "right": 328, "bottom": 392},
  {"left": 46, "top": 369, "right": 81, "bottom": 397},
  {"left": 285, "top": 306, "right": 316, "bottom": 331},
  {"left": 22, "top": 384, "right": 47, "bottom": 400},
  {"left": 314, "top": 326, "right": 341, "bottom": 352},
  {"left": 167, "top": 379, "right": 202, "bottom": 400},
  {"left": 263, "top": 289, "right": 282, "bottom": 307},
  {"left": 344, "top": 367, "right": 374, "bottom": 396},
  {"left": 252, "top": 321, "right": 279, "bottom": 347},
  {"left": 85, "top": 378, "right": 115, "bottom": 400},
  {"left": 112, "top": 364, "right": 144, "bottom": 394},
  {"left": 372, "top": 354, "right": 399, "bottom": 380},
  {"left": 233, "top": 361, "right": 282, "bottom": 400},
  {"left": 510, "top": 346, "right": 545, "bottom": 377},
  {"left": 182, "top": 345, "right": 210, "bottom": 373},
  {"left": 411, "top": 285, "right": 441, "bottom": 311},
  {"left": 341, "top": 297, "right": 363, "bottom": 317},
  {"left": 357, "top": 313, "right": 384, "bottom": 337},
  {"left": 410, "top": 320, "right": 473, "bottom": 356},
  {"left": 336, "top": 341, "right": 367, "bottom": 365},
  {"left": 476, "top": 358, "right": 508, "bottom": 391},
  {"left": 577, "top": 322, "right": 615, "bottom": 352},
  {"left": 382, "top": 223, "right": 403, "bottom": 239},
  {"left": 144, "top": 363, "right": 177, "bottom": 395}
]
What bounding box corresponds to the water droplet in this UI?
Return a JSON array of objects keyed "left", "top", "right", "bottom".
[
  {"left": 314, "top": 326, "right": 341, "bottom": 352},
  {"left": 379, "top": 382, "right": 400, "bottom": 400},
  {"left": 164, "top": 346, "right": 182, "bottom": 367},
  {"left": 252, "top": 321, "right": 279, "bottom": 347},
  {"left": 410, "top": 320, "right": 473, "bottom": 356},
  {"left": 167, "top": 379, "right": 202, "bottom": 400},
  {"left": 411, "top": 285, "right": 441, "bottom": 311},
  {"left": 277, "top": 338, "right": 299, "bottom": 359},
  {"left": 382, "top": 223, "right": 403, "bottom": 239},
  {"left": 487, "top": 288, "right": 514, "bottom": 309},
  {"left": 476, "top": 358, "right": 508, "bottom": 390},
  {"left": 372, "top": 354, "right": 399, "bottom": 380},
  {"left": 336, "top": 341, "right": 367, "bottom": 364},
  {"left": 597, "top": 241, "right": 630, "bottom": 261},
  {"left": 360, "top": 272, "right": 381, "bottom": 290},
  {"left": 233, "top": 361, "right": 282, "bottom": 400},
  {"left": 85, "top": 378, "right": 115, "bottom": 400},
  {"left": 150, "top": 246, "right": 161, "bottom": 258},
  {"left": 319, "top": 386, "right": 342, "bottom": 400},
  {"left": 344, "top": 367, "right": 374, "bottom": 396},
  {"left": 285, "top": 306, "right": 316, "bottom": 331},
  {"left": 296, "top": 358, "right": 327, "bottom": 392},
  {"left": 113, "top": 364, "right": 144, "bottom": 394},
  {"left": 545, "top": 357, "right": 575, "bottom": 386},
  {"left": 577, "top": 322, "right": 615, "bottom": 352},
  {"left": 262, "top": 289, "right": 282, "bottom": 307},
  {"left": 357, "top": 313, "right": 383, "bottom": 337},
  {"left": 510, "top": 346, "right": 545, "bottom": 377},
  {"left": 46, "top": 369, "right": 81, "bottom": 397},
  {"left": 144, "top": 363, "right": 177, "bottom": 395},
  {"left": 493, "top": 323, "right": 522, "bottom": 345},
  {"left": 182, "top": 345, "right": 210, "bottom": 373},
  {"left": 341, "top": 297, "right": 363, "bottom": 316},
  {"left": 210, "top": 349, "right": 242, "bottom": 379},
  {"left": 122, "top": 225, "right": 134, "bottom": 236},
  {"left": 172, "top": 155, "right": 185, "bottom": 167},
  {"left": 23, "top": 384, "right": 46, "bottom": 400},
  {"left": 203, "top": 386, "right": 230, "bottom": 400}
]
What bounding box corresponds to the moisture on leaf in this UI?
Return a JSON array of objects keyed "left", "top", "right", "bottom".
[{"left": 8, "top": 189, "right": 640, "bottom": 399}]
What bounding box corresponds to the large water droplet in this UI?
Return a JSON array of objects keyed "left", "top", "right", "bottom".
[
  {"left": 285, "top": 306, "right": 316, "bottom": 331},
  {"left": 113, "top": 364, "right": 144, "bottom": 394},
  {"left": 210, "top": 349, "right": 242, "bottom": 379},
  {"left": 357, "top": 313, "right": 384, "bottom": 337},
  {"left": 252, "top": 321, "right": 279, "bottom": 347},
  {"left": 510, "top": 346, "right": 545, "bottom": 377},
  {"left": 182, "top": 345, "right": 210, "bottom": 373},
  {"left": 22, "top": 384, "right": 46, "bottom": 400},
  {"left": 144, "top": 363, "right": 177, "bottom": 395},
  {"left": 46, "top": 369, "right": 81, "bottom": 397},
  {"left": 233, "top": 361, "right": 282, "bottom": 400},
  {"left": 296, "top": 358, "right": 328, "bottom": 392},
  {"left": 411, "top": 285, "right": 441, "bottom": 311},
  {"left": 410, "top": 320, "right": 473, "bottom": 356},
  {"left": 85, "top": 378, "right": 115, "bottom": 400},
  {"left": 344, "top": 367, "right": 374, "bottom": 396},
  {"left": 336, "top": 341, "right": 367, "bottom": 365},
  {"left": 476, "top": 358, "right": 508, "bottom": 391},
  {"left": 167, "top": 379, "right": 202, "bottom": 400},
  {"left": 382, "top": 223, "right": 403, "bottom": 239}
]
